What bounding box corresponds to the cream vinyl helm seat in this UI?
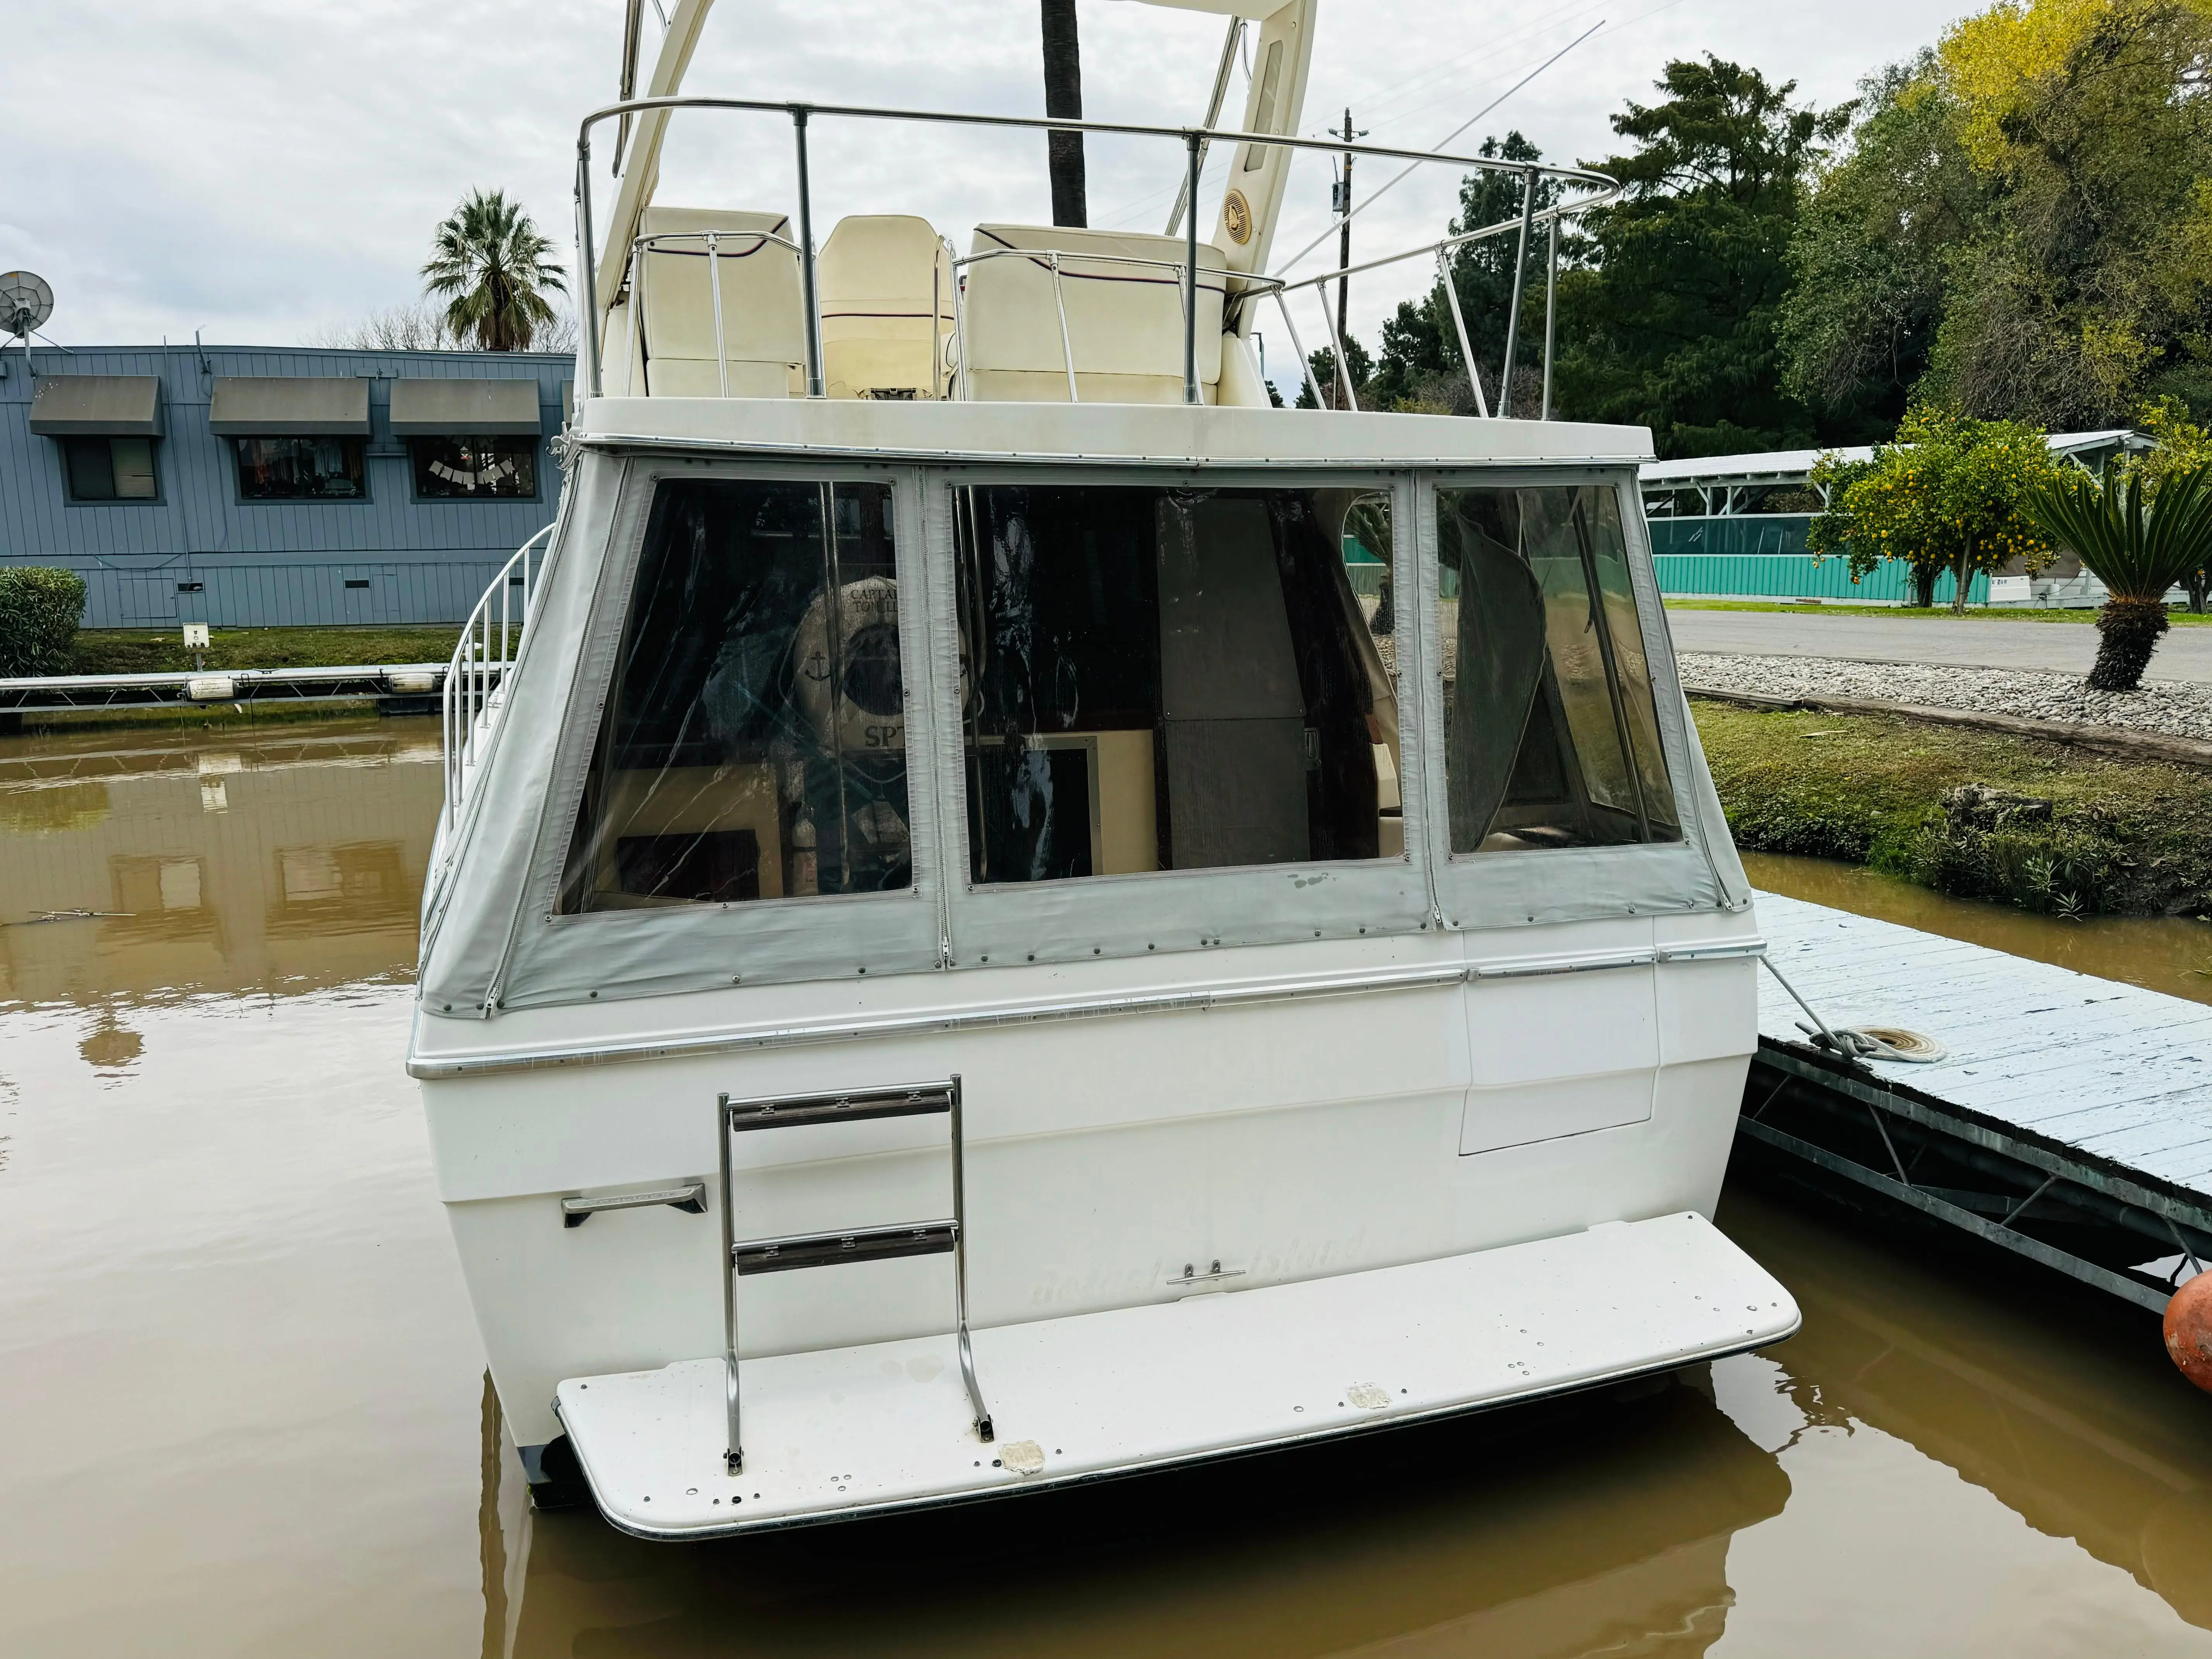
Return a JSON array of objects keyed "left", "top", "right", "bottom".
[
  {"left": 819, "top": 215, "right": 955, "bottom": 399},
  {"left": 958, "top": 225, "right": 1229, "bottom": 405},
  {"left": 628, "top": 206, "right": 806, "bottom": 398}
]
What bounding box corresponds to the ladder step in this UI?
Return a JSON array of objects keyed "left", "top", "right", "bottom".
[
  {"left": 733, "top": 1219, "right": 956, "bottom": 1275},
  {"left": 726, "top": 1084, "right": 954, "bottom": 1131}
]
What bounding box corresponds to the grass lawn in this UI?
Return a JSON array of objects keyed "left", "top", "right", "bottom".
[
  {"left": 1666, "top": 598, "right": 2212, "bottom": 625},
  {"left": 66, "top": 625, "right": 500, "bottom": 675},
  {"left": 1692, "top": 699, "right": 2212, "bottom": 918}
]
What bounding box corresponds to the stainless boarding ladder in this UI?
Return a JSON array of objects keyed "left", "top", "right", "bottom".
[{"left": 716, "top": 1077, "right": 991, "bottom": 1474}]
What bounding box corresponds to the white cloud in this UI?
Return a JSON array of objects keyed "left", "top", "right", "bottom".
[{"left": 3, "top": 0, "right": 1984, "bottom": 360}]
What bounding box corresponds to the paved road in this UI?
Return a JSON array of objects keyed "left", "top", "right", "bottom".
[{"left": 1663, "top": 608, "right": 2212, "bottom": 684}]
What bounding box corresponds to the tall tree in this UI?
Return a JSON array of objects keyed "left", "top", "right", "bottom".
[
  {"left": 1041, "top": 0, "right": 1087, "bottom": 228},
  {"left": 1778, "top": 57, "right": 1988, "bottom": 440},
  {"left": 1923, "top": 0, "right": 2212, "bottom": 426},
  {"left": 1779, "top": 5, "right": 2212, "bottom": 436},
  {"left": 1295, "top": 335, "right": 1374, "bottom": 409},
  {"left": 421, "top": 189, "right": 566, "bottom": 352},
  {"left": 1551, "top": 56, "right": 1848, "bottom": 457}
]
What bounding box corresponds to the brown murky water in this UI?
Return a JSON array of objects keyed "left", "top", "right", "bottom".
[
  {"left": 1743, "top": 850, "right": 2212, "bottom": 1006},
  {"left": 5, "top": 717, "right": 2212, "bottom": 1657}
]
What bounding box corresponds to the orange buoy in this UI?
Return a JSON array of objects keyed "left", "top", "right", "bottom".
[{"left": 2166, "top": 1271, "right": 2212, "bottom": 1393}]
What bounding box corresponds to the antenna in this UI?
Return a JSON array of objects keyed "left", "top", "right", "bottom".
[{"left": 1, "top": 270, "right": 53, "bottom": 378}]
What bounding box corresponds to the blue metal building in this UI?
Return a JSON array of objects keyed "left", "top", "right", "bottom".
[{"left": 0, "top": 344, "right": 569, "bottom": 629}]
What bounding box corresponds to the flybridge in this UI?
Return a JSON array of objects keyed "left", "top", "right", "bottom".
[
  {"left": 569, "top": 96, "right": 1615, "bottom": 414},
  {"left": 567, "top": 2, "right": 1616, "bottom": 416}
]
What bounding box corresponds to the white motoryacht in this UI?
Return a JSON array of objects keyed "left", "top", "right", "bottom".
[{"left": 411, "top": 0, "right": 1798, "bottom": 1539}]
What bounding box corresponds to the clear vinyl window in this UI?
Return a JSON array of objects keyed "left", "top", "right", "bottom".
[
  {"left": 558, "top": 477, "right": 910, "bottom": 912},
  {"left": 955, "top": 483, "right": 1402, "bottom": 884},
  {"left": 1437, "top": 483, "right": 1678, "bottom": 853}
]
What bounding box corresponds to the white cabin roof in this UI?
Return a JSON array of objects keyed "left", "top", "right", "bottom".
[{"left": 570, "top": 394, "right": 1657, "bottom": 470}]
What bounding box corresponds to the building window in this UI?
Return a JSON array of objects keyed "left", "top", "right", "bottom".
[
  {"left": 410, "top": 435, "right": 538, "bottom": 499},
  {"left": 62, "top": 436, "right": 158, "bottom": 501},
  {"left": 235, "top": 437, "right": 366, "bottom": 501}
]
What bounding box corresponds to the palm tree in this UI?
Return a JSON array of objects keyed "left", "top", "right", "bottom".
[
  {"left": 2023, "top": 464, "right": 2212, "bottom": 690},
  {"left": 1041, "top": 0, "right": 1087, "bottom": 227},
  {"left": 421, "top": 189, "right": 567, "bottom": 352}
]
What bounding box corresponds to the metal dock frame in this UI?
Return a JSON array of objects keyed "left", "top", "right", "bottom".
[
  {"left": 715, "top": 1077, "right": 992, "bottom": 1474},
  {"left": 1740, "top": 1037, "right": 2212, "bottom": 1313}
]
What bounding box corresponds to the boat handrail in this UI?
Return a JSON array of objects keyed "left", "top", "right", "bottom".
[
  {"left": 1273, "top": 185, "right": 1587, "bottom": 417},
  {"left": 570, "top": 95, "right": 1621, "bottom": 412},
  {"left": 617, "top": 228, "right": 809, "bottom": 398},
  {"left": 443, "top": 522, "right": 553, "bottom": 834}
]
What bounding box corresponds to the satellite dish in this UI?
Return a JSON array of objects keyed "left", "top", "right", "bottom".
[{"left": 1, "top": 271, "right": 54, "bottom": 340}]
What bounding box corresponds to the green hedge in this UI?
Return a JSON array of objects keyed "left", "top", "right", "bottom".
[{"left": 0, "top": 568, "right": 88, "bottom": 677}]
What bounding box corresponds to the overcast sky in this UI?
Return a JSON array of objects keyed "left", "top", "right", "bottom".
[{"left": 5, "top": 0, "right": 1983, "bottom": 391}]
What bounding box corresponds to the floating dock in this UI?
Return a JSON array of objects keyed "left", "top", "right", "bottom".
[{"left": 1741, "top": 892, "right": 2212, "bottom": 1312}]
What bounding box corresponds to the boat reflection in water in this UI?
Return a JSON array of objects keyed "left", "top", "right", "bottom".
[
  {"left": 479, "top": 1374, "right": 1789, "bottom": 1659},
  {"left": 0, "top": 716, "right": 440, "bottom": 1002}
]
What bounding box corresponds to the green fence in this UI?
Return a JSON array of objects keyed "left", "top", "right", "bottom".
[
  {"left": 1647, "top": 517, "right": 1988, "bottom": 604},
  {"left": 1339, "top": 518, "right": 1989, "bottom": 605},
  {"left": 1652, "top": 553, "right": 1987, "bottom": 605}
]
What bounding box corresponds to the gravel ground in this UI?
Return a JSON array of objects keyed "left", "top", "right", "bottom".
[{"left": 1680, "top": 651, "right": 2212, "bottom": 743}]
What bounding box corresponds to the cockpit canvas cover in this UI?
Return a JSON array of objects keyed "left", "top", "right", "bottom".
[{"left": 417, "top": 406, "right": 1746, "bottom": 1021}]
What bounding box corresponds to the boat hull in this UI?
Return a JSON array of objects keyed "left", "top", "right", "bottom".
[{"left": 419, "top": 915, "right": 1767, "bottom": 1474}]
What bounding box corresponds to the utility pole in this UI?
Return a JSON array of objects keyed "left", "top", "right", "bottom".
[
  {"left": 1334, "top": 108, "right": 1355, "bottom": 410},
  {"left": 1327, "top": 109, "right": 1362, "bottom": 411}
]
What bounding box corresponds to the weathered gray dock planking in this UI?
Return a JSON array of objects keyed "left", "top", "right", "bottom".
[
  {"left": 1756, "top": 892, "right": 2212, "bottom": 1201},
  {"left": 1744, "top": 891, "right": 2212, "bottom": 1310}
]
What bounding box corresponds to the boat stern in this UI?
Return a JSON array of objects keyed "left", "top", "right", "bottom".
[{"left": 553, "top": 1209, "right": 1797, "bottom": 1538}]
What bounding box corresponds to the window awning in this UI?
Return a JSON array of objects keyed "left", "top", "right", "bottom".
[
  {"left": 208, "top": 376, "right": 370, "bottom": 436},
  {"left": 390, "top": 377, "right": 544, "bottom": 436},
  {"left": 27, "top": 375, "right": 162, "bottom": 436}
]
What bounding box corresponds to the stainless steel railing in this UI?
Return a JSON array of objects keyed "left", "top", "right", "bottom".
[
  {"left": 948, "top": 245, "right": 1283, "bottom": 404},
  {"left": 1273, "top": 179, "right": 1595, "bottom": 417},
  {"left": 571, "top": 94, "right": 1620, "bottom": 414},
  {"left": 615, "top": 228, "right": 807, "bottom": 397},
  {"left": 442, "top": 523, "right": 553, "bottom": 833}
]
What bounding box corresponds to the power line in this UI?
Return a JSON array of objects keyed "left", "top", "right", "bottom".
[
  {"left": 1320, "top": 0, "right": 1611, "bottom": 135},
  {"left": 1098, "top": 3, "right": 1594, "bottom": 233},
  {"left": 1274, "top": 20, "right": 1605, "bottom": 278}
]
